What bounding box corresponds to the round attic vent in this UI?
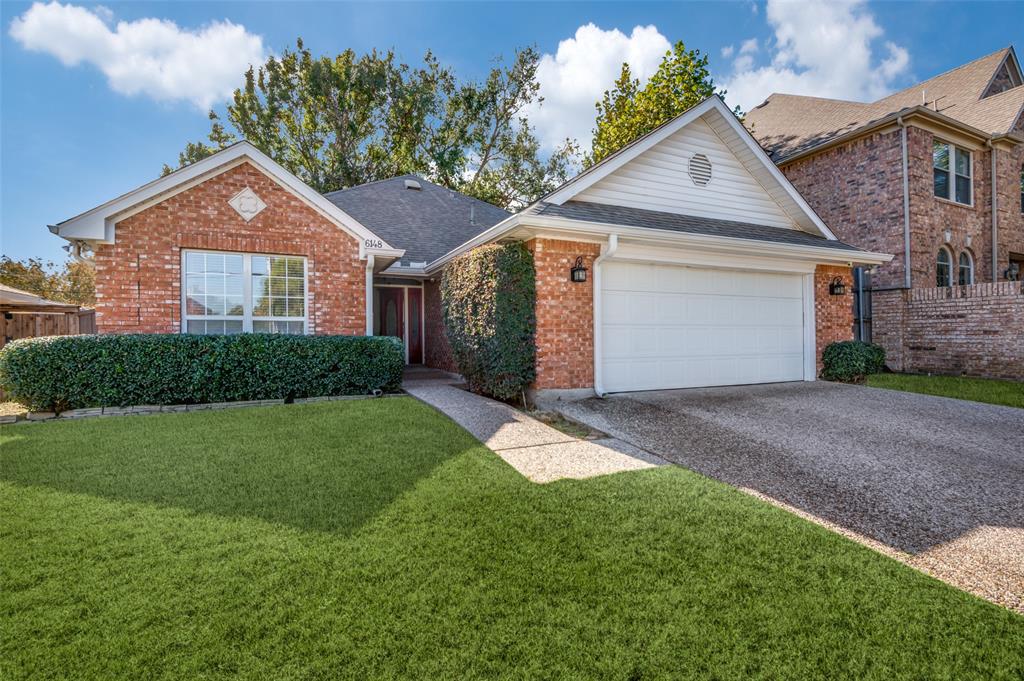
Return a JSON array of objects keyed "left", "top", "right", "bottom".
[{"left": 688, "top": 153, "right": 712, "bottom": 186}]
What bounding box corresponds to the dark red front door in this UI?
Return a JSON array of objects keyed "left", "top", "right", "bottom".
[
  {"left": 407, "top": 288, "right": 423, "bottom": 364},
  {"left": 376, "top": 288, "right": 404, "bottom": 342}
]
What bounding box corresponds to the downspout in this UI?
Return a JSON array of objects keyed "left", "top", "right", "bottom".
[
  {"left": 364, "top": 254, "right": 375, "bottom": 336},
  {"left": 898, "top": 117, "right": 912, "bottom": 289},
  {"left": 592, "top": 234, "right": 619, "bottom": 398},
  {"left": 987, "top": 139, "right": 998, "bottom": 282}
]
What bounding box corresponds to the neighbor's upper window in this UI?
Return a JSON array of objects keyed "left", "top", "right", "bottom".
[
  {"left": 184, "top": 250, "right": 307, "bottom": 335},
  {"left": 933, "top": 140, "right": 972, "bottom": 205},
  {"left": 936, "top": 247, "right": 953, "bottom": 287},
  {"left": 958, "top": 251, "right": 974, "bottom": 286}
]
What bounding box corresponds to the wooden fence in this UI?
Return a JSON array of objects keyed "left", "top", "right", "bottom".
[{"left": 0, "top": 310, "right": 96, "bottom": 349}]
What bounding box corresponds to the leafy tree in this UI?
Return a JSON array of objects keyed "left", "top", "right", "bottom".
[
  {"left": 165, "top": 40, "right": 578, "bottom": 210},
  {"left": 0, "top": 257, "right": 95, "bottom": 307},
  {"left": 587, "top": 41, "right": 732, "bottom": 167}
]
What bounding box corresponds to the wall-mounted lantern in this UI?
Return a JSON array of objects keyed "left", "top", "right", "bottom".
[
  {"left": 570, "top": 256, "right": 588, "bottom": 283},
  {"left": 828, "top": 276, "right": 847, "bottom": 296}
]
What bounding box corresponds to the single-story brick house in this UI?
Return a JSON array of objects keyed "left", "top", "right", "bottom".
[{"left": 50, "top": 96, "right": 889, "bottom": 396}]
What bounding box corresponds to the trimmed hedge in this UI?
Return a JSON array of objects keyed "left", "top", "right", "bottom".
[
  {"left": 441, "top": 243, "right": 536, "bottom": 401},
  {"left": 0, "top": 333, "right": 404, "bottom": 412},
  {"left": 820, "top": 340, "right": 886, "bottom": 383}
]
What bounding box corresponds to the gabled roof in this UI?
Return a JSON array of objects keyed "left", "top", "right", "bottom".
[
  {"left": 51, "top": 141, "right": 402, "bottom": 262},
  {"left": 542, "top": 95, "right": 837, "bottom": 239},
  {"left": 325, "top": 175, "right": 509, "bottom": 267},
  {"left": 0, "top": 283, "right": 80, "bottom": 311},
  {"left": 746, "top": 46, "right": 1024, "bottom": 162}
]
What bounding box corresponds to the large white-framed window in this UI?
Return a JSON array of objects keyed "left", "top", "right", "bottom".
[
  {"left": 933, "top": 139, "right": 972, "bottom": 205},
  {"left": 958, "top": 250, "right": 974, "bottom": 286},
  {"left": 183, "top": 250, "right": 307, "bottom": 334}
]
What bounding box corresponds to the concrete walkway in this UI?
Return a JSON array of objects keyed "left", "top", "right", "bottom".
[{"left": 403, "top": 371, "right": 665, "bottom": 484}]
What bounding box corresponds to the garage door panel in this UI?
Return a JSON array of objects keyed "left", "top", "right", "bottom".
[{"left": 601, "top": 262, "right": 806, "bottom": 392}]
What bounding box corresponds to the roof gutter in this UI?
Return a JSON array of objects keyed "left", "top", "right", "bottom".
[
  {"left": 987, "top": 139, "right": 998, "bottom": 282},
  {"left": 898, "top": 116, "right": 912, "bottom": 289},
  {"left": 778, "top": 105, "right": 1003, "bottom": 167}
]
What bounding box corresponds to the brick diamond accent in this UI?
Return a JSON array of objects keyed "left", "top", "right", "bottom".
[{"left": 228, "top": 187, "right": 267, "bottom": 222}]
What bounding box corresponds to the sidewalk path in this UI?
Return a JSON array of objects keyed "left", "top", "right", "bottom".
[{"left": 403, "top": 374, "right": 665, "bottom": 484}]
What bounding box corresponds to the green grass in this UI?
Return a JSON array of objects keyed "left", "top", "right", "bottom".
[
  {"left": 2, "top": 398, "right": 1021, "bottom": 679},
  {"left": 867, "top": 373, "right": 1024, "bottom": 408}
]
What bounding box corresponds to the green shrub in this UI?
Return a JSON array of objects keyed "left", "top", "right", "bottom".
[
  {"left": 821, "top": 340, "right": 887, "bottom": 383},
  {"left": 0, "top": 333, "right": 404, "bottom": 412},
  {"left": 441, "top": 243, "right": 536, "bottom": 400}
]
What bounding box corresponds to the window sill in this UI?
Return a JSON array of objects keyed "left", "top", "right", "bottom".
[{"left": 934, "top": 196, "right": 974, "bottom": 210}]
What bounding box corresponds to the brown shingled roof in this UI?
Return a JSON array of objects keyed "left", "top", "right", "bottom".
[{"left": 746, "top": 47, "right": 1024, "bottom": 162}]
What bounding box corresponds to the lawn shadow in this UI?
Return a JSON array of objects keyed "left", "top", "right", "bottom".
[{"left": 0, "top": 398, "right": 475, "bottom": 537}]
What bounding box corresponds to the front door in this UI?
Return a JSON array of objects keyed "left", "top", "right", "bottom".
[{"left": 376, "top": 287, "right": 404, "bottom": 342}]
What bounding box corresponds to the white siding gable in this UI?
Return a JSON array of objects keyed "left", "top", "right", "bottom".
[{"left": 575, "top": 115, "right": 797, "bottom": 229}]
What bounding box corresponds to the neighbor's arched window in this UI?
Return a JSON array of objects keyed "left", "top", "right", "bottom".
[
  {"left": 958, "top": 251, "right": 974, "bottom": 286},
  {"left": 936, "top": 247, "right": 953, "bottom": 287}
]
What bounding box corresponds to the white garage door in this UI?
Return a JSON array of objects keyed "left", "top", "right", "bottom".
[{"left": 601, "top": 261, "right": 806, "bottom": 392}]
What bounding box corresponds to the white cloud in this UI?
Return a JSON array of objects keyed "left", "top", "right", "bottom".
[
  {"left": 721, "top": 45, "right": 735, "bottom": 59},
  {"left": 721, "top": 0, "right": 910, "bottom": 112},
  {"left": 739, "top": 38, "right": 759, "bottom": 55},
  {"left": 530, "top": 23, "right": 671, "bottom": 150},
  {"left": 9, "top": 1, "right": 266, "bottom": 109}
]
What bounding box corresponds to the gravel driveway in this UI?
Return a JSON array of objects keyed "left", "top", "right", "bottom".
[{"left": 556, "top": 381, "right": 1024, "bottom": 611}]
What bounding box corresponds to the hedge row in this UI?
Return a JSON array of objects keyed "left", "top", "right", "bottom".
[
  {"left": 0, "top": 333, "right": 404, "bottom": 412},
  {"left": 820, "top": 340, "right": 886, "bottom": 383},
  {"left": 441, "top": 242, "right": 536, "bottom": 401}
]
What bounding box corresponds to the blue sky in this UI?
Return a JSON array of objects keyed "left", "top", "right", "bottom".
[{"left": 2, "top": 0, "right": 1021, "bottom": 263}]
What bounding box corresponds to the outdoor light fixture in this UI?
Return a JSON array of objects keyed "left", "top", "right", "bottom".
[
  {"left": 570, "top": 256, "right": 588, "bottom": 283},
  {"left": 829, "top": 276, "right": 847, "bottom": 296}
]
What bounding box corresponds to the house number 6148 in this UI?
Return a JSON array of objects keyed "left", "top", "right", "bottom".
[{"left": 365, "top": 239, "right": 383, "bottom": 249}]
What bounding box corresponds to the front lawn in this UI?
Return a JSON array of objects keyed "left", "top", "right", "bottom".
[
  {"left": 867, "top": 373, "right": 1024, "bottom": 409},
  {"left": 2, "top": 398, "right": 1021, "bottom": 679}
]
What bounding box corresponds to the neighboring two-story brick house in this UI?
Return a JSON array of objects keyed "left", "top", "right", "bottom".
[{"left": 745, "top": 47, "right": 1024, "bottom": 379}]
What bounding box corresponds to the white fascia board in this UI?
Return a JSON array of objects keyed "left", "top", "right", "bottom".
[
  {"left": 505, "top": 214, "right": 892, "bottom": 266},
  {"left": 53, "top": 142, "right": 400, "bottom": 259}
]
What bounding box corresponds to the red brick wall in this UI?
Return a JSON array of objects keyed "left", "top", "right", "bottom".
[
  {"left": 783, "top": 126, "right": 1024, "bottom": 289},
  {"left": 93, "top": 161, "right": 365, "bottom": 335},
  {"left": 814, "top": 264, "right": 855, "bottom": 374},
  {"left": 784, "top": 130, "right": 907, "bottom": 288},
  {"left": 423, "top": 278, "right": 457, "bottom": 372},
  {"left": 904, "top": 126, "right": 995, "bottom": 286},
  {"left": 872, "top": 282, "right": 1024, "bottom": 380},
  {"left": 528, "top": 238, "right": 601, "bottom": 390}
]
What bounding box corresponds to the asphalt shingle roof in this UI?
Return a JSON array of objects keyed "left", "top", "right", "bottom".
[
  {"left": 745, "top": 47, "right": 1024, "bottom": 161},
  {"left": 324, "top": 175, "right": 510, "bottom": 266},
  {"left": 529, "top": 201, "right": 865, "bottom": 253}
]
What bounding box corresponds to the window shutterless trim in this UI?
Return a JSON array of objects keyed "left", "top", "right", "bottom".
[
  {"left": 181, "top": 249, "right": 308, "bottom": 334},
  {"left": 933, "top": 138, "right": 973, "bottom": 207}
]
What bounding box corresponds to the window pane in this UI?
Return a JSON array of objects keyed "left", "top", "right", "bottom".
[
  {"left": 933, "top": 140, "right": 949, "bottom": 170},
  {"left": 287, "top": 258, "right": 304, "bottom": 278},
  {"left": 955, "top": 175, "right": 971, "bottom": 204},
  {"left": 959, "top": 253, "right": 973, "bottom": 285},
  {"left": 937, "top": 249, "right": 951, "bottom": 287},
  {"left": 206, "top": 255, "right": 224, "bottom": 274},
  {"left": 186, "top": 252, "right": 204, "bottom": 273},
  {"left": 224, "top": 320, "right": 244, "bottom": 334},
  {"left": 934, "top": 169, "right": 949, "bottom": 198},
  {"left": 287, "top": 298, "right": 304, "bottom": 316},
  {"left": 206, "top": 295, "right": 225, "bottom": 316},
  {"left": 954, "top": 148, "right": 970, "bottom": 176},
  {"left": 226, "top": 298, "right": 245, "bottom": 316},
  {"left": 271, "top": 298, "right": 288, "bottom": 316},
  {"left": 225, "top": 255, "right": 243, "bottom": 274},
  {"left": 252, "top": 256, "right": 268, "bottom": 276}
]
